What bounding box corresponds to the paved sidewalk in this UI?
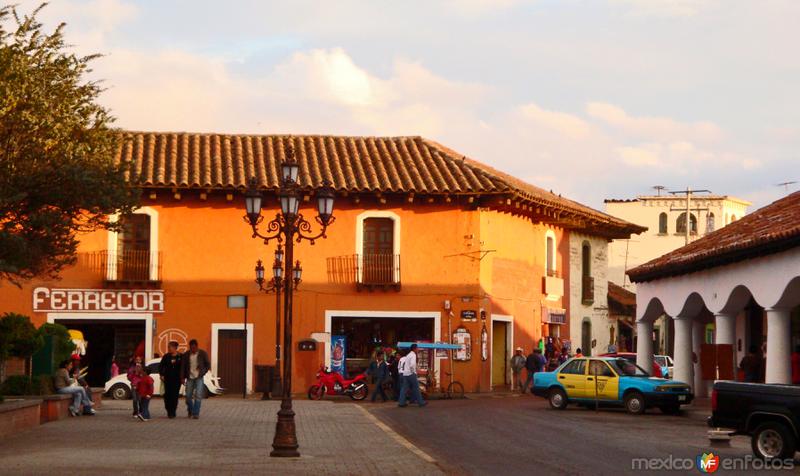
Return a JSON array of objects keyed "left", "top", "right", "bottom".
[{"left": 0, "top": 398, "right": 442, "bottom": 475}]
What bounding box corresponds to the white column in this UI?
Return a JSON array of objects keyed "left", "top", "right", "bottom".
[
  {"left": 636, "top": 321, "right": 654, "bottom": 374},
  {"left": 765, "top": 308, "right": 791, "bottom": 384},
  {"left": 692, "top": 320, "right": 706, "bottom": 397},
  {"left": 673, "top": 317, "right": 694, "bottom": 391},
  {"left": 715, "top": 313, "right": 736, "bottom": 380}
]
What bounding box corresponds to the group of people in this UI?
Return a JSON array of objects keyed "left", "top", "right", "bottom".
[
  {"left": 126, "top": 339, "right": 210, "bottom": 421},
  {"left": 365, "top": 344, "right": 426, "bottom": 407},
  {"left": 510, "top": 345, "right": 583, "bottom": 393}
]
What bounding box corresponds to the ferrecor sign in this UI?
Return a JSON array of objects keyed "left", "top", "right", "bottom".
[{"left": 33, "top": 287, "right": 165, "bottom": 313}]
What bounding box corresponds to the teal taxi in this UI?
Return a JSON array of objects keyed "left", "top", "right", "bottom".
[{"left": 532, "top": 357, "right": 693, "bottom": 415}]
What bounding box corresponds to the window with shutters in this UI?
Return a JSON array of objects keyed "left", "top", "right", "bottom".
[
  {"left": 116, "top": 214, "right": 152, "bottom": 281},
  {"left": 360, "top": 217, "right": 399, "bottom": 288}
]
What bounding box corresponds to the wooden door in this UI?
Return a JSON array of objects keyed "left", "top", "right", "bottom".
[
  {"left": 492, "top": 321, "right": 507, "bottom": 387},
  {"left": 362, "top": 218, "right": 394, "bottom": 284},
  {"left": 218, "top": 330, "right": 246, "bottom": 395},
  {"left": 117, "top": 214, "right": 151, "bottom": 280}
]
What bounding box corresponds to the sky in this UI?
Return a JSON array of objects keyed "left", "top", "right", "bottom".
[{"left": 16, "top": 0, "right": 800, "bottom": 211}]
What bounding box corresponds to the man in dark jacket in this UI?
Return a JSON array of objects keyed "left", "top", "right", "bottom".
[
  {"left": 370, "top": 352, "right": 389, "bottom": 403},
  {"left": 181, "top": 339, "right": 211, "bottom": 419},
  {"left": 159, "top": 341, "right": 183, "bottom": 418},
  {"left": 524, "top": 350, "right": 538, "bottom": 393}
]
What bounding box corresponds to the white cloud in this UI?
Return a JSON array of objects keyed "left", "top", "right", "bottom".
[
  {"left": 586, "top": 101, "right": 723, "bottom": 143},
  {"left": 618, "top": 145, "right": 661, "bottom": 167},
  {"left": 518, "top": 103, "right": 593, "bottom": 139},
  {"left": 609, "top": 0, "right": 715, "bottom": 18}
]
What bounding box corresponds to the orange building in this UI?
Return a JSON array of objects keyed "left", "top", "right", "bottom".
[{"left": 0, "top": 132, "right": 642, "bottom": 394}]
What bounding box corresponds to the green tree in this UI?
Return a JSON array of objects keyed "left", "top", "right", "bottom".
[
  {"left": 37, "top": 322, "right": 75, "bottom": 366},
  {"left": 0, "top": 313, "right": 44, "bottom": 382},
  {"left": 0, "top": 4, "right": 139, "bottom": 285}
]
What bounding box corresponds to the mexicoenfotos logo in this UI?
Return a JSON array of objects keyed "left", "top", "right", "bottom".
[{"left": 696, "top": 453, "right": 720, "bottom": 473}]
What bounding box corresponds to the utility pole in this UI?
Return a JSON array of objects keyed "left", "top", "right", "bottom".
[{"left": 669, "top": 187, "right": 710, "bottom": 245}]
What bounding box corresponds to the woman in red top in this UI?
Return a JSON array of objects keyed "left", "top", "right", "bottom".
[
  {"left": 136, "top": 367, "right": 154, "bottom": 421},
  {"left": 792, "top": 346, "right": 800, "bottom": 385}
]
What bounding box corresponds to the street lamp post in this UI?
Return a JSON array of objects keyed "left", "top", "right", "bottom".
[
  {"left": 254, "top": 245, "right": 292, "bottom": 400},
  {"left": 243, "top": 145, "right": 335, "bottom": 458}
]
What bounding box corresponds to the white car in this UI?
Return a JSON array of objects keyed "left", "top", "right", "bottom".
[{"left": 104, "top": 359, "right": 224, "bottom": 400}]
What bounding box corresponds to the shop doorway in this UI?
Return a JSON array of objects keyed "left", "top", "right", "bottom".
[
  {"left": 491, "top": 321, "right": 508, "bottom": 387},
  {"left": 329, "top": 315, "right": 435, "bottom": 376},
  {"left": 217, "top": 330, "right": 246, "bottom": 395},
  {"left": 52, "top": 318, "right": 145, "bottom": 387}
]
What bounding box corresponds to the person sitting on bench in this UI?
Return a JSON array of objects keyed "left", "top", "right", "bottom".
[{"left": 54, "top": 360, "right": 96, "bottom": 417}]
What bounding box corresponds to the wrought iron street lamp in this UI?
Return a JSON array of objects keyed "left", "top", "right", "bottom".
[
  {"left": 243, "top": 145, "right": 334, "bottom": 458},
  {"left": 254, "top": 245, "right": 303, "bottom": 401}
]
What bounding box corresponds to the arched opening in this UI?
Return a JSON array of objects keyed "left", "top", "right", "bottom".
[
  {"left": 581, "top": 241, "right": 593, "bottom": 304},
  {"left": 581, "top": 318, "right": 592, "bottom": 356},
  {"left": 706, "top": 212, "right": 715, "bottom": 234},
  {"left": 658, "top": 212, "right": 668, "bottom": 234},
  {"left": 731, "top": 215, "right": 737, "bottom": 222},
  {"left": 676, "top": 212, "right": 698, "bottom": 235},
  {"left": 545, "top": 231, "right": 556, "bottom": 276}
]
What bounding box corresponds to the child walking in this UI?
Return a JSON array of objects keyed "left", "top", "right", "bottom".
[
  {"left": 127, "top": 357, "right": 143, "bottom": 418},
  {"left": 136, "top": 366, "right": 154, "bottom": 421}
]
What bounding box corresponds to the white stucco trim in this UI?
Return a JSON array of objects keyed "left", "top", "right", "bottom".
[
  {"left": 47, "top": 312, "right": 154, "bottom": 361},
  {"left": 490, "top": 314, "right": 514, "bottom": 390},
  {"left": 545, "top": 229, "right": 557, "bottom": 275},
  {"left": 211, "top": 323, "right": 254, "bottom": 394},
  {"left": 636, "top": 246, "right": 800, "bottom": 321},
  {"left": 324, "top": 310, "right": 440, "bottom": 383},
  {"left": 354, "top": 210, "right": 401, "bottom": 283},
  {"left": 107, "top": 206, "right": 160, "bottom": 281}
]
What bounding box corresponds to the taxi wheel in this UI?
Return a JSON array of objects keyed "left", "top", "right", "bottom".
[
  {"left": 624, "top": 391, "right": 646, "bottom": 415},
  {"left": 548, "top": 388, "right": 567, "bottom": 410}
]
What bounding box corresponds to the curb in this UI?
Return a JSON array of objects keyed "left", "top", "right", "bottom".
[{"left": 355, "top": 405, "right": 437, "bottom": 465}]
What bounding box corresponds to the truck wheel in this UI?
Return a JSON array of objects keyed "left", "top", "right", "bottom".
[
  {"left": 624, "top": 391, "right": 646, "bottom": 415},
  {"left": 752, "top": 422, "right": 797, "bottom": 460},
  {"left": 110, "top": 383, "right": 131, "bottom": 400},
  {"left": 548, "top": 388, "right": 567, "bottom": 410}
]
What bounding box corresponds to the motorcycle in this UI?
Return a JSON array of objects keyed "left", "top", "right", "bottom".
[{"left": 307, "top": 366, "right": 368, "bottom": 401}]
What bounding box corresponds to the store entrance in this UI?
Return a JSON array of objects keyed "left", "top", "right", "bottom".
[
  {"left": 53, "top": 319, "right": 145, "bottom": 387},
  {"left": 330, "top": 316, "right": 434, "bottom": 377}
]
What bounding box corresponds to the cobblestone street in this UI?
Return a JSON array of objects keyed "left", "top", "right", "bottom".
[{"left": 0, "top": 398, "right": 441, "bottom": 475}]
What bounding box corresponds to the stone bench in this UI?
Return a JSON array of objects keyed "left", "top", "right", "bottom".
[
  {"left": 23, "top": 387, "right": 104, "bottom": 423},
  {"left": 0, "top": 399, "right": 43, "bottom": 438}
]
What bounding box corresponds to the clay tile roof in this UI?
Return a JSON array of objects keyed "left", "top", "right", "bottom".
[
  {"left": 628, "top": 190, "right": 800, "bottom": 283},
  {"left": 117, "top": 131, "right": 644, "bottom": 239},
  {"left": 608, "top": 282, "right": 636, "bottom": 307}
]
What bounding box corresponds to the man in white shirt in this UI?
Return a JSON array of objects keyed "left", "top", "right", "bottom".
[{"left": 397, "top": 344, "right": 427, "bottom": 407}]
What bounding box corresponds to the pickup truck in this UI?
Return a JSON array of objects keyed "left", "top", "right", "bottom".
[{"left": 708, "top": 381, "right": 800, "bottom": 460}]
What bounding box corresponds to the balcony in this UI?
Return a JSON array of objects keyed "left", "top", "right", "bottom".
[
  {"left": 582, "top": 275, "right": 594, "bottom": 305},
  {"left": 81, "top": 250, "right": 162, "bottom": 287},
  {"left": 326, "top": 254, "right": 401, "bottom": 291},
  {"left": 542, "top": 270, "right": 564, "bottom": 298}
]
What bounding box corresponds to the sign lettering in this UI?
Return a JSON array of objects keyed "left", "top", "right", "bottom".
[{"left": 33, "top": 287, "right": 165, "bottom": 313}]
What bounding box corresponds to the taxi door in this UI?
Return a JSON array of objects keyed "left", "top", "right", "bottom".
[
  {"left": 556, "top": 358, "right": 587, "bottom": 398},
  {"left": 587, "top": 359, "right": 619, "bottom": 401}
]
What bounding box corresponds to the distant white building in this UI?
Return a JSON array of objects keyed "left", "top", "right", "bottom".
[
  {"left": 604, "top": 194, "right": 750, "bottom": 354},
  {"left": 605, "top": 195, "right": 750, "bottom": 289}
]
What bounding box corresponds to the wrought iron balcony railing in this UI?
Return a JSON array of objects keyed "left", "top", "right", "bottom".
[
  {"left": 82, "top": 250, "right": 162, "bottom": 285},
  {"left": 326, "top": 254, "right": 401, "bottom": 291}
]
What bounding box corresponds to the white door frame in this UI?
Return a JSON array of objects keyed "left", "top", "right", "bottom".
[
  {"left": 211, "top": 323, "right": 254, "bottom": 394},
  {"left": 490, "top": 314, "right": 514, "bottom": 390},
  {"left": 47, "top": 312, "right": 154, "bottom": 361},
  {"left": 324, "top": 310, "right": 441, "bottom": 382}
]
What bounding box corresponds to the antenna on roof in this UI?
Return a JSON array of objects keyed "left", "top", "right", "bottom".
[
  {"left": 777, "top": 181, "right": 797, "bottom": 192},
  {"left": 652, "top": 185, "right": 666, "bottom": 196}
]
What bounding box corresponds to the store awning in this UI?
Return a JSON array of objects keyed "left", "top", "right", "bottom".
[{"left": 397, "top": 342, "right": 461, "bottom": 350}]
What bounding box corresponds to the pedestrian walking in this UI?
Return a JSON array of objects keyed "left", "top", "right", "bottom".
[
  {"left": 127, "top": 356, "right": 143, "bottom": 418},
  {"left": 181, "top": 339, "right": 211, "bottom": 419},
  {"left": 398, "top": 344, "right": 426, "bottom": 408},
  {"left": 524, "top": 349, "right": 537, "bottom": 393},
  {"left": 575, "top": 348, "right": 584, "bottom": 358},
  {"left": 136, "top": 366, "right": 154, "bottom": 421},
  {"left": 388, "top": 350, "right": 401, "bottom": 400},
  {"left": 739, "top": 345, "right": 763, "bottom": 383},
  {"left": 510, "top": 347, "right": 526, "bottom": 393},
  {"left": 159, "top": 341, "right": 183, "bottom": 418},
  {"left": 370, "top": 352, "right": 389, "bottom": 403}
]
